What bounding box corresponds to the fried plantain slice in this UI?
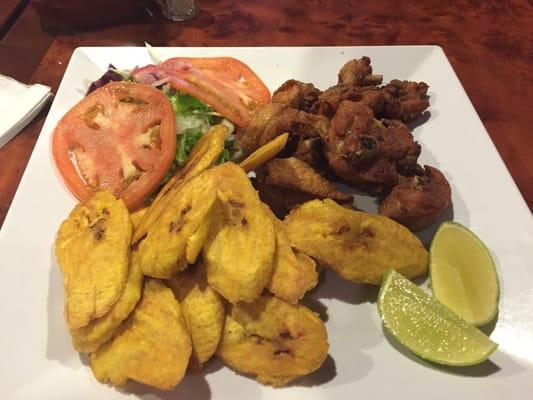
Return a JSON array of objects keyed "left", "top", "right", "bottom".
[
  {"left": 284, "top": 199, "right": 428, "bottom": 284},
  {"left": 239, "top": 132, "right": 289, "bottom": 173},
  {"left": 55, "top": 191, "right": 131, "bottom": 330},
  {"left": 132, "top": 124, "right": 228, "bottom": 244},
  {"left": 216, "top": 294, "right": 329, "bottom": 386},
  {"left": 70, "top": 253, "right": 143, "bottom": 353},
  {"left": 134, "top": 170, "right": 218, "bottom": 279},
  {"left": 90, "top": 279, "right": 192, "bottom": 391},
  {"left": 168, "top": 263, "right": 225, "bottom": 372},
  {"left": 263, "top": 205, "right": 318, "bottom": 304},
  {"left": 129, "top": 206, "right": 148, "bottom": 231},
  {"left": 203, "top": 163, "right": 276, "bottom": 303}
]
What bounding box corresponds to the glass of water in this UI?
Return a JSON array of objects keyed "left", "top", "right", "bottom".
[{"left": 158, "top": 0, "right": 198, "bottom": 21}]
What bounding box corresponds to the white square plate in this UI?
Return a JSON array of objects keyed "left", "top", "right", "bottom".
[{"left": 1, "top": 46, "right": 532, "bottom": 399}]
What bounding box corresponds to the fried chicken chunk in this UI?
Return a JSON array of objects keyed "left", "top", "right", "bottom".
[
  {"left": 314, "top": 85, "right": 384, "bottom": 118},
  {"left": 337, "top": 56, "right": 383, "bottom": 87},
  {"left": 235, "top": 103, "right": 284, "bottom": 156},
  {"left": 324, "top": 101, "right": 420, "bottom": 193},
  {"left": 253, "top": 179, "right": 317, "bottom": 219},
  {"left": 380, "top": 79, "right": 430, "bottom": 122},
  {"left": 271, "top": 79, "right": 322, "bottom": 112},
  {"left": 253, "top": 156, "right": 352, "bottom": 218},
  {"left": 235, "top": 104, "right": 329, "bottom": 157},
  {"left": 264, "top": 157, "right": 352, "bottom": 203},
  {"left": 379, "top": 165, "right": 452, "bottom": 231}
]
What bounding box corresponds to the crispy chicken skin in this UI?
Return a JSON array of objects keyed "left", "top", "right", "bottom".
[
  {"left": 238, "top": 56, "right": 447, "bottom": 231},
  {"left": 337, "top": 56, "right": 383, "bottom": 87},
  {"left": 264, "top": 157, "right": 352, "bottom": 203},
  {"left": 235, "top": 105, "right": 329, "bottom": 157},
  {"left": 324, "top": 100, "right": 420, "bottom": 193},
  {"left": 259, "top": 108, "right": 329, "bottom": 148},
  {"left": 253, "top": 179, "right": 317, "bottom": 219},
  {"left": 378, "top": 165, "right": 451, "bottom": 231},
  {"left": 271, "top": 79, "right": 322, "bottom": 113},
  {"left": 253, "top": 157, "right": 351, "bottom": 218},
  {"left": 313, "top": 85, "right": 384, "bottom": 118},
  {"left": 235, "top": 103, "right": 285, "bottom": 156},
  {"left": 380, "top": 79, "right": 430, "bottom": 122}
]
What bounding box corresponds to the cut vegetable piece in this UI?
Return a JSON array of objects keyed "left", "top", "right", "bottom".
[
  {"left": 160, "top": 57, "right": 271, "bottom": 127},
  {"left": 430, "top": 221, "right": 499, "bottom": 326},
  {"left": 52, "top": 82, "right": 176, "bottom": 210},
  {"left": 378, "top": 269, "right": 498, "bottom": 366}
]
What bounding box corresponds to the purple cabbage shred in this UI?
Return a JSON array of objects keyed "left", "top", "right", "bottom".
[{"left": 86, "top": 64, "right": 124, "bottom": 95}]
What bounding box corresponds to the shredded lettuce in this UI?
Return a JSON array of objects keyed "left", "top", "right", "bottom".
[
  {"left": 156, "top": 88, "right": 238, "bottom": 189},
  {"left": 176, "top": 127, "right": 204, "bottom": 165},
  {"left": 168, "top": 91, "right": 212, "bottom": 115}
]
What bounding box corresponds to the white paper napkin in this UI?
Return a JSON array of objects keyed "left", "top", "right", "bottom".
[{"left": 0, "top": 74, "right": 52, "bottom": 149}]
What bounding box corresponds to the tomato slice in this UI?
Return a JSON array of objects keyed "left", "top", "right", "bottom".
[
  {"left": 52, "top": 81, "right": 176, "bottom": 210},
  {"left": 132, "top": 57, "right": 271, "bottom": 127}
]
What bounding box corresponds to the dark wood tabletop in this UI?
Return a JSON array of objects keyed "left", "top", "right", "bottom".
[{"left": 0, "top": 0, "right": 532, "bottom": 227}]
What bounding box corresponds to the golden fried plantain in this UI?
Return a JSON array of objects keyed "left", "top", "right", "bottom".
[
  {"left": 263, "top": 206, "right": 318, "bottom": 304},
  {"left": 129, "top": 206, "right": 148, "bottom": 231},
  {"left": 239, "top": 132, "right": 289, "bottom": 173},
  {"left": 168, "top": 263, "right": 225, "bottom": 372},
  {"left": 70, "top": 253, "right": 143, "bottom": 353},
  {"left": 203, "top": 163, "right": 276, "bottom": 303},
  {"left": 134, "top": 170, "right": 218, "bottom": 279},
  {"left": 55, "top": 191, "right": 131, "bottom": 330},
  {"left": 216, "top": 294, "right": 329, "bottom": 386},
  {"left": 132, "top": 124, "right": 228, "bottom": 244},
  {"left": 90, "top": 279, "right": 192, "bottom": 390},
  {"left": 284, "top": 199, "right": 428, "bottom": 284}
]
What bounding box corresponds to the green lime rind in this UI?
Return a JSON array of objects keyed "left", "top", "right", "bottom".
[
  {"left": 429, "top": 221, "right": 500, "bottom": 326},
  {"left": 378, "top": 269, "right": 498, "bottom": 367}
]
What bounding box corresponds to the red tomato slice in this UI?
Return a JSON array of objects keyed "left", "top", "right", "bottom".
[
  {"left": 133, "top": 57, "right": 271, "bottom": 127},
  {"left": 52, "top": 81, "right": 176, "bottom": 210}
]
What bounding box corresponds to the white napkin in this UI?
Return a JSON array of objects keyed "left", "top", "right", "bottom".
[{"left": 0, "top": 74, "right": 52, "bottom": 149}]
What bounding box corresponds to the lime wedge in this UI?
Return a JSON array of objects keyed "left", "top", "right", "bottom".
[
  {"left": 430, "top": 221, "right": 499, "bottom": 326},
  {"left": 378, "top": 269, "right": 498, "bottom": 366}
]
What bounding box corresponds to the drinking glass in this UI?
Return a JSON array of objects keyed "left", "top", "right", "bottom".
[{"left": 158, "top": 0, "right": 198, "bottom": 21}]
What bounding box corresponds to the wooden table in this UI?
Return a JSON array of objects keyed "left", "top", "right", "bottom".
[{"left": 0, "top": 0, "right": 532, "bottom": 227}]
